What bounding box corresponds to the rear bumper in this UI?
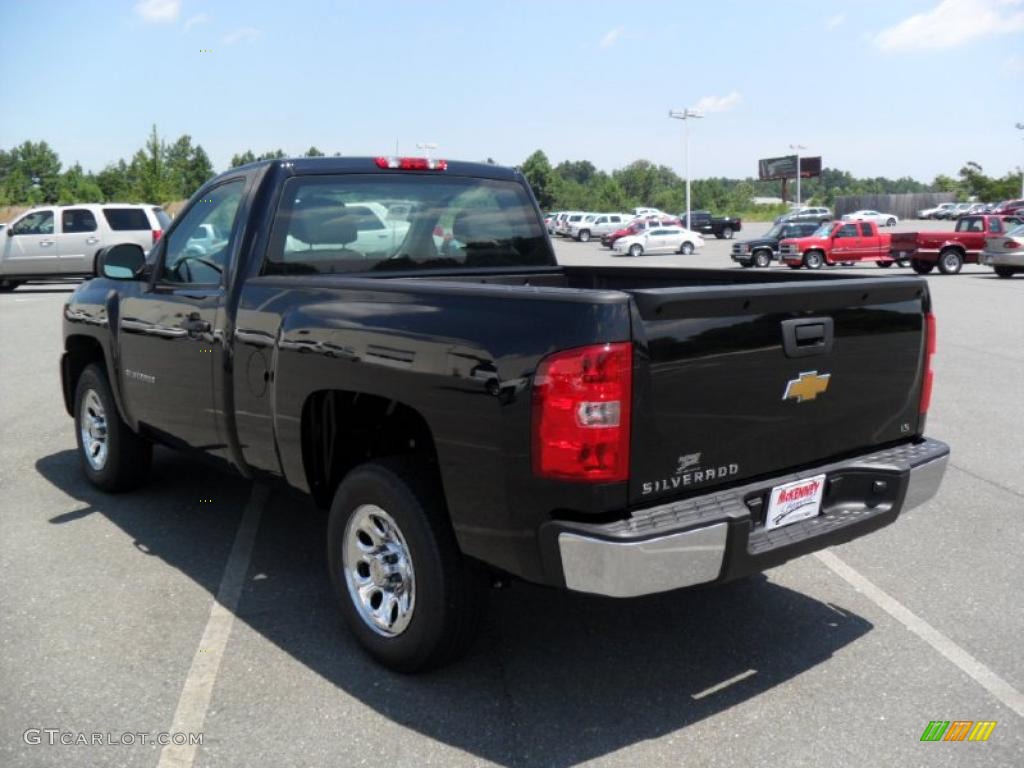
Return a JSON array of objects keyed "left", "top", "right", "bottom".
[
  {"left": 545, "top": 438, "right": 949, "bottom": 598},
  {"left": 980, "top": 251, "right": 1024, "bottom": 267}
]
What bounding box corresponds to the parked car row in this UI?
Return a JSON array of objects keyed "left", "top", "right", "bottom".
[
  {"left": 0, "top": 203, "right": 170, "bottom": 291},
  {"left": 917, "top": 199, "right": 1024, "bottom": 220}
]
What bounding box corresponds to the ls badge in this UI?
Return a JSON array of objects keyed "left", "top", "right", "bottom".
[{"left": 783, "top": 371, "right": 831, "bottom": 403}]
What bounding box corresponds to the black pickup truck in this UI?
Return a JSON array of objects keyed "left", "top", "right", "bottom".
[
  {"left": 731, "top": 221, "right": 822, "bottom": 268},
  {"left": 682, "top": 210, "right": 742, "bottom": 239},
  {"left": 62, "top": 157, "right": 949, "bottom": 671}
]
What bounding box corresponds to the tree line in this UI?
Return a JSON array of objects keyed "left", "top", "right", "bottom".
[{"left": 0, "top": 133, "right": 1018, "bottom": 214}]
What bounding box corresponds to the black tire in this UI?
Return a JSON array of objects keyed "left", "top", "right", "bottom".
[
  {"left": 578, "top": 229, "right": 591, "bottom": 243},
  {"left": 680, "top": 241, "right": 695, "bottom": 255},
  {"left": 327, "top": 459, "right": 487, "bottom": 672},
  {"left": 722, "top": 226, "right": 734, "bottom": 239},
  {"left": 74, "top": 364, "right": 151, "bottom": 492},
  {"left": 753, "top": 250, "right": 772, "bottom": 268},
  {"left": 938, "top": 248, "right": 963, "bottom": 275},
  {"left": 911, "top": 259, "right": 935, "bottom": 274},
  {"left": 629, "top": 244, "right": 643, "bottom": 257},
  {"left": 0, "top": 279, "right": 23, "bottom": 292},
  {"left": 886, "top": 218, "right": 896, "bottom": 227},
  {"left": 994, "top": 266, "right": 1015, "bottom": 279},
  {"left": 803, "top": 251, "right": 824, "bottom": 270},
  {"left": 876, "top": 261, "right": 893, "bottom": 268}
]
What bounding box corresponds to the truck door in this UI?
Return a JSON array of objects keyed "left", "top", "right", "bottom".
[
  {"left": 2, "top": 209, "right": 59, "bottom": 275},
  {"left": 58, "top": 208, "right": 102, "bottom": 274},
  {"left": 858, "top": 222, "right": 879, "bottom": 260},
  {"left": 117, "top": 179, "right": 245, "bottom": 454},
  {"left": 831, "top": 222, "right": 859, "bottom": 261}
]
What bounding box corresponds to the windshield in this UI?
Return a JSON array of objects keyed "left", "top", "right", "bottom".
[
  {"left": 765, "top": 224, "right": 784, "bottom": 239},
  {"left": 812, "top": 223, "right": 835, "bottom": 238},
  {"left": 264, "top": 174, "right": 551, "bottom": 275}
]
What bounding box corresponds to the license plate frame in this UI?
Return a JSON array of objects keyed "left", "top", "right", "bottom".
[{"left": 765, "top": 474, "right": 826, "bottom": 531}]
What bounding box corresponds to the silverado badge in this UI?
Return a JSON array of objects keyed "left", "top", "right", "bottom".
[{"left": 783, "top": 371, "right": 831, "bottom": 403}]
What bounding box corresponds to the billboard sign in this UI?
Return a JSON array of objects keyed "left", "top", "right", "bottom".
[{"left": 758, "top": 155, "right": 822, "bottom": 180}]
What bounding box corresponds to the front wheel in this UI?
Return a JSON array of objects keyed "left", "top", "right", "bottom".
[
  {"left": 74, "top": 364, "right": 151, "bottom": 491},
  {"left": 803, "top": 251, "right": 824, "bottom": 270},
  {"left": 938, "top": 248, "right": 963, "bottom": 275},
  {"left": 911, "top": 259, "right": 935, "bottom": 274},
  {"left": 679, "top": 242, "right": 695, "bottom": 255},
  {"left": 753, "top": 250, "right": 772, "bottom": 268},
  {"left": 886, "top": 218, "right": 896, "bottom": 227},
  {"left": 629, "top": 244, "right": 643, "bottom": 257},
  {"left": 327, "top": 460, "right": 487, "bottom": 672},
  {"left": 0, "top": 279, "right": 23, "bottom": 292},
  {"left": 578, "top": 229, "right": 591, "bottom": 243}
]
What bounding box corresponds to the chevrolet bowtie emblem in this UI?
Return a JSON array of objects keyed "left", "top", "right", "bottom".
[{"left": 783, "top": 371, "right": 831, "bottom": 403}]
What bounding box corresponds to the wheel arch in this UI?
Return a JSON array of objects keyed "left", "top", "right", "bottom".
[{"left": 62, "top": 335, "right": 108, "bottom": 416}]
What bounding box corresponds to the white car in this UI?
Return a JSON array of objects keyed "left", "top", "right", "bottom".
[
  {"left": 918, "top": 202, "right": 956, "bottom": 219},
  {"left": 842, "top": 210, "right": 899, "bottom": 226},
  {"left": 632, "top": 207, "right": 663, "bottom": 217},
  {"left": 980, "top": 222, "right": 1024, "bottom": 279},
  {"left": 0, "top": 203, "right": 169, "bottom": 291},
  {"left": 612, "top": 226, "right": 704, "bottom": 257},
  {"left": 567, "top": 213, "right": 631, "bottom": 242}
]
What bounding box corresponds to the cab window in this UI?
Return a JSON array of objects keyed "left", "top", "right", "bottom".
[
  {"left": 159, "top": 180, "right": 244, "bottom": 285},
  {"left": 836, "top": 224, "right": 858, "bottom": 238},
  {"left": 11, "top": 211, "right": 54, "bottom": 235},
  {"left": 859, "top": 223, "right": 873, "bottom": 237}
]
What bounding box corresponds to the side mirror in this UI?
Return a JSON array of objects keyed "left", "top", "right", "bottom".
[
  {"left": 6, "top": 227, "right": 13, "bottom": 236},
  {"left": 95, "top": 243, "right": 146, "bottom": 280}
]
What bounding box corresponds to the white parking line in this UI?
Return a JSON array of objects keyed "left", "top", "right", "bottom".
[
  {"left": 815, "top": 550, "right": 1024, "bottom": 718},
  {"left": 157, "top": 483, "right": 268, "bottom": 768}
]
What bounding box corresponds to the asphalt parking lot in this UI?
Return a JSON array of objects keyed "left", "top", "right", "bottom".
[{"left": 2, "top": 222, "right": 1022, "bottom": 767}]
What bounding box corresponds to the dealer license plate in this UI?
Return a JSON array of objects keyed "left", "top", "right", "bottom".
[{"left": 765, "top": 474, "right": 826, "bottom": 531}]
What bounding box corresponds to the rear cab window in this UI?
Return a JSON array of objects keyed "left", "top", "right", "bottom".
[
  {"left": 103, "top": 208, "right": 151, "bottom": 230},
  {"left": 263, "top": 173, "right": 551, "bottom": 275}
]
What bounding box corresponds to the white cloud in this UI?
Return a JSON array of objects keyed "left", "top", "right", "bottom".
[
  {"left": 223, "top": 27, "right": 262, "bottom": 45},
  {"left": 600, "top": 27, "right": 624, "bottom": 47},
  {"left": 825, "top": 12, "right": 846, "bottom": 29},
  {"left": 1003, "top": 53, "right": 1024, "bottom": 73},
  {"left": 184, "top": 13, "right": 209, "bottom": 31},
  {"left": 874, "top": 0, "right": 1024, "bottom": 52},
  {"left": 134, "top": 0, "right": 181, "bottom": 23},
  {"left": 692, "top": 91, "right": 742, "bottom": 114}
]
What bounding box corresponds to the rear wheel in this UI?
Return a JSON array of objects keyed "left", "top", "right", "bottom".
[
  {"left": 722, "top": 226, "right": 734, "bottom": 239},
  {"left": 578, "top": 229, "right": 591, "bottom": 243},
  {"left": 0, "top": 279, "right": 23, "bottom": 292},
  {"left": 74, "top": 364, "right": 152, "bottom": 491},
  {"left": 994, "top": 266, "right": 1016, "bottom": 278},
  {"left": 679, "top": 241, "right": 695, "bottom": 255},
  {"left": 327, "top": 459, "right": 487, "bottom": 672},
  {"left": 629, "top": 244, "right": 643, "bottom": 258},
  {"left": 886, "top": 218, "right": 897, "bottom": 227},
  {"left": 753, "top": 250, "right": 772, "bottom": 268},
  {"left": 803, "top": 251, "right": 824, "bottom": 270},
  {"left": 938, "top": 248, "right": 963, "bottom": 275},
  {"left": 911, "top": 259, "right": 935, "bottom": 274}
]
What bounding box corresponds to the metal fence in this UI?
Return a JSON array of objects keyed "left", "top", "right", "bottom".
[{"left": 834, "top": 193, "right": 956, "bottom": 221}]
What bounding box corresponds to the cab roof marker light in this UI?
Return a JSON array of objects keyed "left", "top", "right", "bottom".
[{"left": 373, "top": 157, "right": 448, "bottom": 171}]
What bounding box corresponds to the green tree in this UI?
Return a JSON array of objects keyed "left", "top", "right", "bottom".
[
  {"left": 520, "top": 150, "right": 556, "bottom": 209},
  {"left": 304, "top": 146, "right": 325, "bottom": 157},
  {"left": 230, "top": 150, "right": 257, "bottom": 167},
  {"left": 57, "top": 163, "right": 103, "bottom": 203},
  {"left": 3, "top": 141, "right": 62, "bottom": 203}
]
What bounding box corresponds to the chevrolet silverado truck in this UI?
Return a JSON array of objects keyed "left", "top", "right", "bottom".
[
  {"left": 61, "top": 156, "right": 949, "bottom": 672},
  {"left": 779, "top": 221, "right": 896, "bottom": 270},
  {"left": 890, "top": 214, "right": 1024, "bottom": 275},
  {"left": 731, "top": 221, "right": 820, "bottom": 268},
  {"left": 681, "top": 210, "right": 742, "bottom": 239}
]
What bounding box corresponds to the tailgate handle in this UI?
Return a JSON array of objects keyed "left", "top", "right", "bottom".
[{"left": 781, "top": 317, "right": 834, "bottom": 358}]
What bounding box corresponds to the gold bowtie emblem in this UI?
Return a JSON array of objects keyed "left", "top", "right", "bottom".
[{"left": 783, "top": 371, "right": 831, "bottom": 403}]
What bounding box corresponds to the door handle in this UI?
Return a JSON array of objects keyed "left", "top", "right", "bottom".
[
  {"left": 181, "top": 314, "right": 211, "bottom": 336},
  {"left": 40, "top": 240, "right": 54, "bottom": 247},
  {"left": 85, "top": 237, "right": 100, "bottom": 245},
  {"left": 781, "top": 317, "right": 834, "bottom": 358}
]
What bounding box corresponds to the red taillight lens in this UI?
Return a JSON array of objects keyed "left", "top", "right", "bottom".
[
  {"left": 1003, "top": 239, "right": 1021, "bottom": 249},
  {"left": 374, "top": 156, "right": 448, "bottom": 171},
  {"left": 920, "top": 313, "right": 936, "bottom": 415},
  {"left": 532, "top": 342, "right": 632, "bottom": 482},
  {"left": 152, "top": 229, "right": 163, "bottom": 244}
]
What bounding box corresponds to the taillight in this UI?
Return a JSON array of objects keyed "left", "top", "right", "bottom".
[
  {"left": 152, "top": 229, "right": 163, "bottom": 244},
  {"left": 1003, "top": 239, "right": 1021, "bottom": 249},
  {"left": 920, "top": 313, "right": 936, "bottom": 415},
  {"left": 374, "top": 156, "right": 447, "bottom": 171},
  {"left": 532, "top": 342, "right": 632, "bottom": 482}
]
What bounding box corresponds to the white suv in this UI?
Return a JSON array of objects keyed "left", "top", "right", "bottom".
[
  {"left": 0, "top": 203, "right": 169, "bottom": 290},
  {"left": 567, "top": 213, "right": 631, "bottom": 242}
]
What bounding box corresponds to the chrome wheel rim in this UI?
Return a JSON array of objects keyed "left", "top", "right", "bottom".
[
  {"left": 342, "top": 504, "right": 415, "bottom": 637},
  {"left": 80, "top": 389, "right": 108, "bottom": 470},
  {"left": 943, "top": 253, "right": 959, "bottom": 271}
]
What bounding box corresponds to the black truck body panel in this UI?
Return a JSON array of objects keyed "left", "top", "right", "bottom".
[{"left": 62, "top": 157, "right": 943, "bottom": 588}]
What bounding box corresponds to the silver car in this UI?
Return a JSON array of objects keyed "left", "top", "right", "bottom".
[{"left": 980, "top": 222, "right": 1024, "bottom": 279}]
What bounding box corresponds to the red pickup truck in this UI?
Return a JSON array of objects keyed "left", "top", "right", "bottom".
[
  {"left": 779, "top": 221, "right": 895, "bottom": 270},
  {"left": 890, "top": 214, "right": 1024, "bottom": 274}
]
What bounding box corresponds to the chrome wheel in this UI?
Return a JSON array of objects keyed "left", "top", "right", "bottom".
[
  {"left": 342, "top": 504, "right": 415, "bottom": 637},
  {"left": 79, "top": 389, "right": 108, "bottom": 470}
]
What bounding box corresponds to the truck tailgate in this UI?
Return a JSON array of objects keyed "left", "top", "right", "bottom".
[{"left": 626, "top": 278, "right": 928, "bottom": 505}]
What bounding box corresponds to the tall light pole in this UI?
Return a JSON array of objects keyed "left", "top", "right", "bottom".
[
  {"left": 1016, "top": 123, "right": 1024, "bottom": 198},
  {"left": 669, "top": 108, "right": 704, "bottom": 230},
  {"left": 790, "top": 144, "right": 807, "bottom": 207}
]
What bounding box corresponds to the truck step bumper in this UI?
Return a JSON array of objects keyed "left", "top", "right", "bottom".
[{"left": 549, "top": 438, "right": 949, "bottom": 598}]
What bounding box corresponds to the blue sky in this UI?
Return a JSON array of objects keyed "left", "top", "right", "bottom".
[{"left": 1, "top": 0, "right": 1022, "bottom": 182}]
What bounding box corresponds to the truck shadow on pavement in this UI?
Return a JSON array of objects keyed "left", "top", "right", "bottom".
[{"left": 37, "top": 449, "right": 873, "bottom": 767}]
